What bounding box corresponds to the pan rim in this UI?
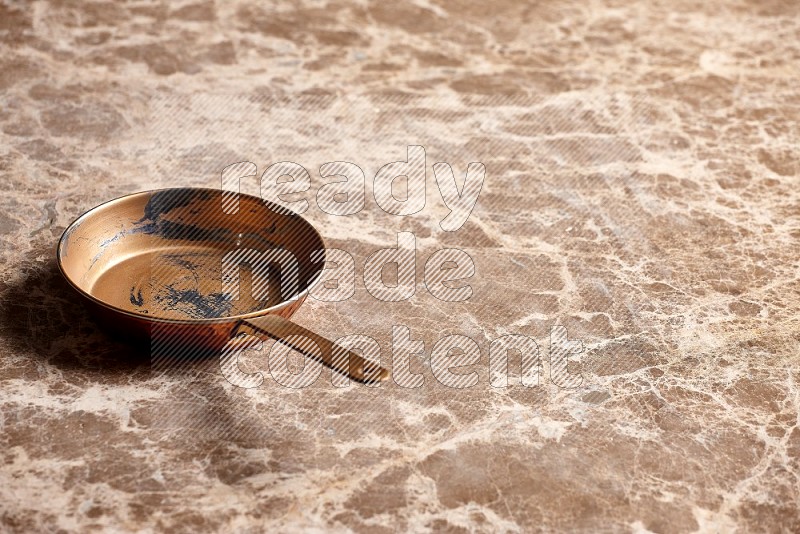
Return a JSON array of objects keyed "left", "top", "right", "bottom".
[{"left": 56, "top": 187, "right": 327, "bottom": 325}]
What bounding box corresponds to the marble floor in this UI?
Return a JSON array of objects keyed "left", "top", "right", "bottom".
[{"left": 0, "top": 0, "right": 798, "bottom": 532}]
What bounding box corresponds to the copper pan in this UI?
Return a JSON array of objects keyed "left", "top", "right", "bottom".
[{"left": 57, "top": 188, "right": 388, "bottom": 382}]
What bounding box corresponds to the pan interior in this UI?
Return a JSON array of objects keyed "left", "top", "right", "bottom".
[{"left": 58, "top": 189, "right": 325, "bottom": 321}]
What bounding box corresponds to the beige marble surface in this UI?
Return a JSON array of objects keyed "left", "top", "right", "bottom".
[{"left": 1, "top": 0, "right": 799, "bottom": 532}]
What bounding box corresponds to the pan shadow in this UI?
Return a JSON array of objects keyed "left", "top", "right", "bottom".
[
  {"left": 0, "top": 259, "right": 153, "bottom": 379},
  {"left": 0, "top": 258, "right": 230, "bottom": 376},
  {"left": 0, "top": 257, "right": 276, "bottom": 444}
]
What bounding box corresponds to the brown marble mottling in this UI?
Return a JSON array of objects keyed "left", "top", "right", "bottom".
[{"left": 1, "top": 1, "right": 799, "bottom": 532}]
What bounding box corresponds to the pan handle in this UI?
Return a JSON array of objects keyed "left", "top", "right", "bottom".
[{"left": 234, "top": 314, "right": 389, "bottom": 383}]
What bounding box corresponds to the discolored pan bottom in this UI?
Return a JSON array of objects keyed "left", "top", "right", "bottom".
[{"left": 90, "top": 245, "right": 287, "bottom": 320}]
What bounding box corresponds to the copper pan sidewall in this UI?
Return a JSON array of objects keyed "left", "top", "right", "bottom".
[{"left": 80, "top": 291, "right": 309, "bottom": 353}]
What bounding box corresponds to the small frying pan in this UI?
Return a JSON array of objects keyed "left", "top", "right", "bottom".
[{"left": 57, "top": 188, "right": 388, "bottom": 382}]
